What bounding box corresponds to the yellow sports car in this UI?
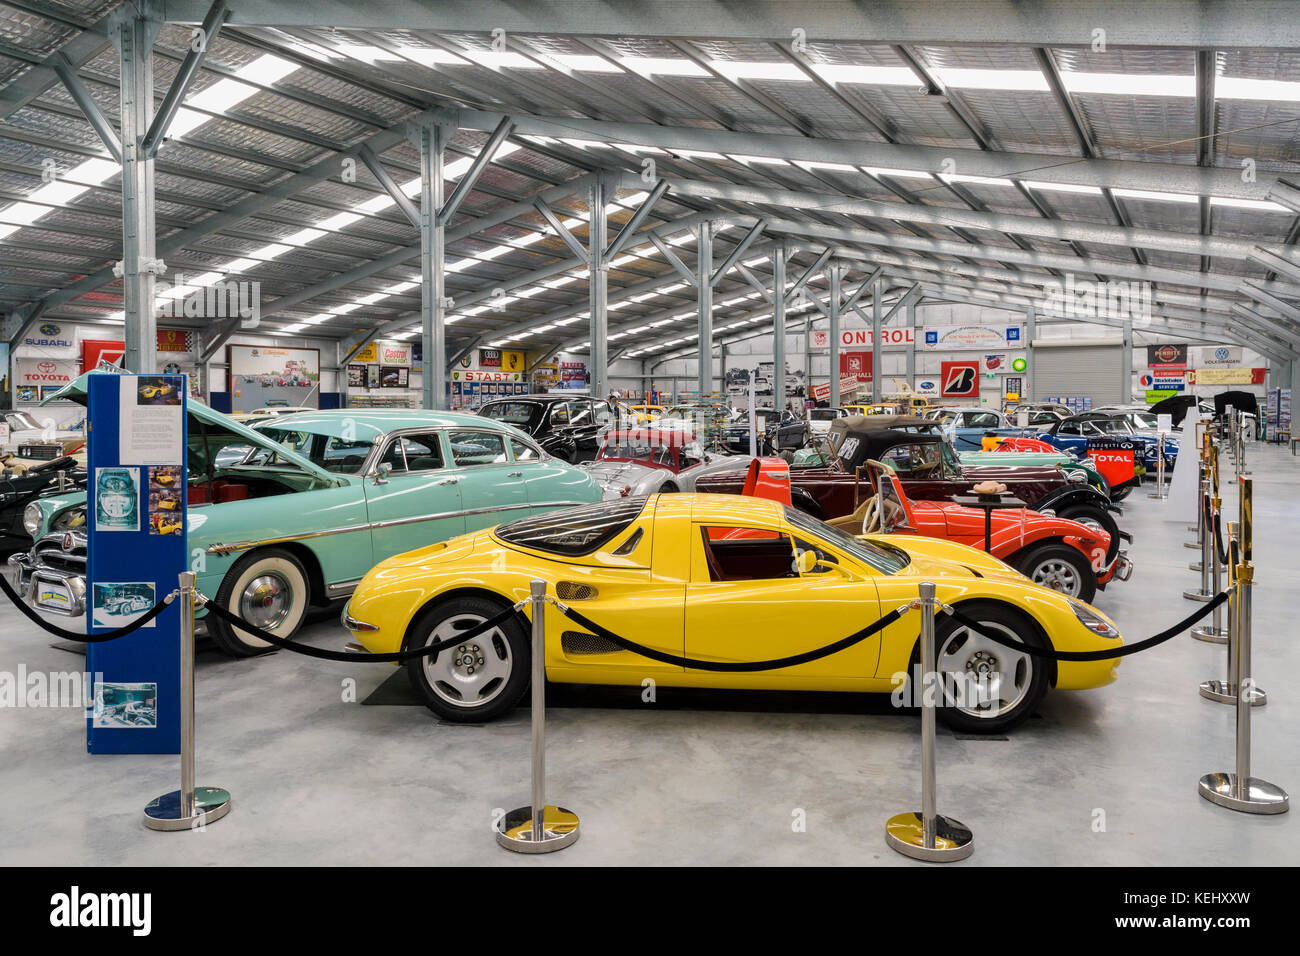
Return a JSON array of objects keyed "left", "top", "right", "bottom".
[
  {"left": 343, "top": 494, "right": 1123, "bottom": 733},
  {"left": 139, "top": 383, "right": 174, "bottom": 400}
]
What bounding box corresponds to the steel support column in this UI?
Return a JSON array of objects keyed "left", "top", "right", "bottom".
[
  {"left": 773, "top": 242, "right": 786, "bottom": 412},
  {"left": 112, "top": 7, "right": 162, "bottom": 374},
  {"left": 589, "top": 175, "right": 610, "bottom": 400},
  {"left": 906, "top": 298, "right": 918, "bottom": 386},
  {"left": 1121, "top": 318, "right": 1134, "bottom": 402},
  {"left": 696, "top": 220, "right": 714, "bottom": 399},
  {"left": 828, "top": 261, "right": 842, "bottom": 407},
  {"left": 871, "top": 277, "right": 883, "bottom": 403},
  {"left": 1025, "top": 306, "right": 1036, "bottom": 398},
  {"left": 418, "top": 123, "right": 448, "bottom": 410}
]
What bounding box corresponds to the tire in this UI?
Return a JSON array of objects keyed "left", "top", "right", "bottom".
[
  {"left": 405, "top": 594, "right": 529, "bottom": 722},
  {"left": 659, "top": 482, "right": 679, "bottom": 493},
  {"left": 1109, "top": 483, "right": 1132, "bottom": 502},
  {"left": 928, "top": 601, "right": 1050, "bottom": 734},
  {"left": 208, "top": 547, "right": 311, "bottom": 657},
  {"left": 1013, "top": 542, "right": 1097, "bottom": 603},
  {"left": 1052, "top": 502, "right": 1120, "bottom": 564}
]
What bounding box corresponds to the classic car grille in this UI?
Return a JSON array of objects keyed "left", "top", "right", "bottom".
[
  {"left": 32, "top": 533, "right": 86, "bottom": 575},
  {"left": 560, "top": 630, "right": 623, "bottom": 656},
  {"left": 556, "top": 581, "right": 597, "bottom": 601}
]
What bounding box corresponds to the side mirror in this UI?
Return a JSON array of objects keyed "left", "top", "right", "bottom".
[
  {"left": 371, "top": 462, "right": 391, "bottom": 486},
  {"left": 795, "top": 549, "right": 818, "bottom": 574}
]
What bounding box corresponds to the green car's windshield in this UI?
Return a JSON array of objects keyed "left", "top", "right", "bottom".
[
  {"left": 784, "top": 506, "right": 909, "bottom": 574},
  {"left": 253, "top": 427, "right": 373, "bottom": 474}
]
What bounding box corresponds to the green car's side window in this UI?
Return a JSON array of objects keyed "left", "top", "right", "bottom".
[
  {"left": 448, "top": 430, "right": 508, "bottom": 467},
  {"left": 380, "top": 433, "right": 445, "bottom": 473}
]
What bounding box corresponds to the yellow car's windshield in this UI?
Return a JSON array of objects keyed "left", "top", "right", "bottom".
[{"left": 784, "top": 506, "right": 908, "bottom": 574}]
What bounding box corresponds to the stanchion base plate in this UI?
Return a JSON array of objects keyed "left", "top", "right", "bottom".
[
  {"left": 495, "top": 805, "right": 580, "bottom": 854},
  {"left": 1183, "top": 589, "right": 1214, "bottom": 602},
  {"left": 1190, "top": 625, "right": 1229, "bottom": 644},
  {"left": 884, "top": 812, "right": 973, "bottom": 862},
  {"left": 143, "top": 787, "right": 231, "bottom": 831},
  {"left": 1198, "top": 773, "right": 1289, "bottom": 814},
  {"left": 1198, "top": 679, "right": 1266, "bottom": 706}
]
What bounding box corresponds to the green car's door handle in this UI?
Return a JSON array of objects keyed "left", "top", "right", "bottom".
[
  {"left": 507, "top": 471, "right": 523, "bottom": 478},
  {"left": 438, "top": 477, "right": 459, "bottom": 486}
]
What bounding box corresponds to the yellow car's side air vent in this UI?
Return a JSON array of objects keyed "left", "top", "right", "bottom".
[
  {"left": 561, "top": 630, "right": 622, "bottom": 656},
  {"left": 556, "top": 581, "right": 597, "bottom": 601}
]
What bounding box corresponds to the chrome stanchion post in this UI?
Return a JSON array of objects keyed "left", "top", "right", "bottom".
[
  {"left": 143, "top": 572, "right": 232, "bottom": 831},
  {"left": 1147, "top": 432, "right": 1166, "bottom": 499},
  {"left": 1191, "top": 492, "right": 1228, "bottom": 643},
  {"left": 1184, "top": 477, "right": 1213, "bottom": 600},
  {"left": 885, "top": 582, "right": 973, "bottom": 862},
  {"left": 1185, "top": 431, "right": 1209, "bottom": 542},
  {"left": 496, "top": 578, "right": 580, "bottom": 852},
  {"left": 1199, "top": 478, "right": 1287, "bottom": 813}
]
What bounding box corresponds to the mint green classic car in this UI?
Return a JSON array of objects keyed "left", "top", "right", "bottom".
[
  {"left": 9, "top": 378, "right": 601, "bottom": 656},
  {"left": 956, "top": 449, "right": 1116, "bottom": 499}
]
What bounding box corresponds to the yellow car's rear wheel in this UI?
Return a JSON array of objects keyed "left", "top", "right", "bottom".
[{"left": 406, "top": 595, "right": 530, "bottom": 722}]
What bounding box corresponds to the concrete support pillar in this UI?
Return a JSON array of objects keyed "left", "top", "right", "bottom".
[
  {"left": 906, "top": 298, "right": 918, "bottom": 386},
  {"left": 589, "top": 176, "right": 610, "bottom": 401},
  {"left": 1121, "top": 317, "right": 1133, "bottom": 403},
  {"left": 1025, "top": 305, "right": 1037, "bottom": 398},
  {"left": 871, "top": 279, "right": 882, "bottom": 403}
]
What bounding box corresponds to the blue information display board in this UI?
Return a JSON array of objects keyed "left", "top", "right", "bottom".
[{"left": 85, "top": 372, "right": 187, "bottom": 754}]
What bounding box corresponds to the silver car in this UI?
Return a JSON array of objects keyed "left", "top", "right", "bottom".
[{"left": 578, "top": 428, "right": 752, "bottom": 499}]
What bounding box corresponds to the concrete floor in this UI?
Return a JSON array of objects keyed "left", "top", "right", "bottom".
[{"left": 1, "top": 444, "right": 1296, "bottom": 866}]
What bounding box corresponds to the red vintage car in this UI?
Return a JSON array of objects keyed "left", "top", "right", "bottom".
[{"left": 695, "top": 423, "right": 1126, "bottom": 569}]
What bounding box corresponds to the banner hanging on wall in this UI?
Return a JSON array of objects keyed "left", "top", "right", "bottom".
[
  {"left": 940, "top": 360, "right": 980, "bottom": 397},
  {"left": 1198, "top": 346, "right": 1243, "bottom": 368},
  {"left": 1186, "top": 367, "right": 1265, "bottom": 386},
  {"left": 922, "top": 325, "right": 1022, "bottom": 351},
  {"left": 1147, "top": 343, "right": 1187, "bottom": 368},
  {"left": 227, "top": 345, "right": 320, "bottom": 412},
  {"left": 838, "top": 351, "right": 872, "bottom": 389}
]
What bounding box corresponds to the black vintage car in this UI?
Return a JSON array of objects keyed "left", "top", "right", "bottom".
[
  {"left": 0, "top": 456, "right": 84, "bottom": 556},
  {"left": 722, "top": 408, "right": 811, "bottom": 454},
  {"left": 476, "top": 394, "right": 618, "bottom": 463}
]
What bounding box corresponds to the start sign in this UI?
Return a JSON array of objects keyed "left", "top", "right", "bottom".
[{"left": 1086, "top": 438, "right": 1136, "bottom": 488}]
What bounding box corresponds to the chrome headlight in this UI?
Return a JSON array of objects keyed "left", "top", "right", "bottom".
[
  {"left": 1066, "top": 469, "right": 1086, "bottom": 482},
  {"left": 22, "top": 502, "right": 42, "bottom": 537},
  {"left": 1069, "top": 599, "right": 1120, "bottom": 639}
]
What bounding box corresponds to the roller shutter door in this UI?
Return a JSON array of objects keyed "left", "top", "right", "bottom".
[{"left": 1031, "top": 341, "right": 1123, "bottom": 404}]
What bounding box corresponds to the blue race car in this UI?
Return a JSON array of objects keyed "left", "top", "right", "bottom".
[{"left": 1038, "top": 413, "right": 1178, "bottom": 473}]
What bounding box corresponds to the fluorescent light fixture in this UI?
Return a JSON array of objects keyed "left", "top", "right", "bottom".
[
  {"left": 333, "top": 44, "right": 403, "bottom": 63},
  {"left": 460, "top": 50, "right": 545, "bottom": 71},
  {"left": 940, "top": 173, "right": 1015, "bottom": 187},
  {"left": 1217, "top": 76, "right": 1300, "bottom": 102},
  {"left": 708, "top": 60, "right": 808, "bottom": 83},
  {"left": 1060, "top": 71, "right": 1194, "bottom": 97},
  {"left": 562, "top": 138, "right": 610, "bottom": 150},
  {"left": 861, "top": 166, "right": 935, "bottom": 181},
  {"left": 729, "top": 153, "right": 790, "bottom": 166},
  {"left": 1209, "top": 196, "right": 1291, "bottom": 212},
  {"left": 933, "top": 68, "right": 1050, "bottom": 92},
  {"left": 1111, "top": 187, "right": 1198, "bottom": 204},
  {"left": 795, "top": 160, "right": 858, "bottom": 173},
  {"left": 394, "top": 45, "right": 468, "bottom": 66},
  {"left": 619, "top": 56, "right": 709, "bottom": 78},
  {"left": 550, "top": 53, "right": 623, "bottom": 73},
  {"left": 812, "top": 64, "right": 917, "bottom": 87},
  {"left": 1023, "top": 180, "right": 1104, "bottom": 195}
]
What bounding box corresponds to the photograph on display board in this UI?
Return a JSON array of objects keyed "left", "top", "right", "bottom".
[
  {"left": 379, "top": 366, "right": 409, "bottom": 388},
  {"left": 90, "top": 582, "right": 157, "bottom": 631},
  {"left": 347, "top": 364, "right": 367, "bottom": 388},
  {"left": 136, "top": 375, "right": 183, "bottom": 406},
  {"left": 366, "top": 365, "right": 380, "bottom": 388},
  {"left": 16, "top": 386, "right": 37, "bottom": 403},
  {"left": 93, "top": 467, "right": 140, "bottom": 532},
  {"left": 92, "top": 681, "right": 157, "bottom": 729},
  {"left": 38, "top": 386, "right": 67, "bottom": 402},
  {"left": 147, "top": 466, "right": 183, "bottom": 535},
  {"left": 227, "top": 345, "right": 321, "bottom": 412}
]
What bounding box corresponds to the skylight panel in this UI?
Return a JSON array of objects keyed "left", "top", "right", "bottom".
[
  {"left": 460, "top": 50, "right": 546, "bottom": 71},
  {"left": 1060, "top": 71, "right": 1195, "bottom": 97},
  {"left": 861, "top": 166, "right": 935, "bottom": 181},
  {"left": 1023, "top": 181, "right": 1104, "bottom": 195},
  {"left": 708, "top": 60, "right": 809, "bottom": 83},
  {"left": 812, "top": 64, "right": 917, "bottom": 86},
  {"left": 619, "top": 57, "right": 710, "bottom": 78},
  {"left": 549, "top": 54, "right": 623, "bottom": 73},
  {"left": 932, "top": 68, "right": 1050, "bottom": 92},
  {"left": 1217, "top": 76, "right": 1300, "bottom": 102}
]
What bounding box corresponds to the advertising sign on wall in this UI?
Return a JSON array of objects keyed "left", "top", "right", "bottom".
[
  {"left": 560, "top": 361, "right": 589, "bottom": 388},
  {"left": 15, "top": 358, "right": 77, "bottom": 387},
  {"left": 940, "top": 360, "right": 980, "bottom": 397},
  {"left": 156, "top": 329, "right": 193, "bottom": 353},
  {"left": 82, "top": 339, "right": 126, "bottom": 371},
  {"left": 378, "top": 343, "right": 412, "bottom": 367},
  {"left": 1186, "top": 367, "right": 1266, "bottom": 386},
  {"left": 922, "top": 325, "right": 1022, "bottom": 351},
  {"left": 450, "top": 369, "right": 524, "bottom": 383},
  {"left": 353, "top": 342, "right": 378, "bottom": 364},
  {"left": 838, "top": 351, "right": 872, "bottom": 388},
  {"left": 1199, "top": 346, "right": 1243, "bottom": 368},
  {"left": 983, "top": 353, "right": 1009, "bottom": 372},
  {"left": 1139, "top": 370, "right": 1185, "bottom": 392},
  {"left": 480, "top": 348, "right": 503, "bottom": 368},
  {"left": 227, "top": 345, "right": 321, "bottom": 412},
  {"left": 21, "top": 321, "right": 77, "bottom": 357},
  {"left": 1147, "top": 343, "right": 1187, "bottom": 368}
]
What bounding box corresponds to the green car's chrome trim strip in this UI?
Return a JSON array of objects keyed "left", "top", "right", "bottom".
[{"left": 205, "top": 501, "right": 592, "bottom": 556}]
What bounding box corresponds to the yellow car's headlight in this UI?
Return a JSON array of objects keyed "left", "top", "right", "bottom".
[{"left": 1069, "top": 599, "right": 1120, "bottom": 638}]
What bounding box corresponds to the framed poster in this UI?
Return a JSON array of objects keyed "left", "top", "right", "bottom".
[
  {"left": 366, "top": 365, "right": 379, "bottom": 388},
  {"left": 227, "top": 345, "right": 320, "bottom": 412},
  {"left": 379, "top": 365, "right": 409, "bottom": 388},
  {"left": 347, "top": 364, "right": 367, "bottom": 388}
]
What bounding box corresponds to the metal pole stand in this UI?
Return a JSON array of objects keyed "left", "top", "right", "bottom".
[
  {"left": 144, "top": 572, "right": 232, "bottom": 830},
  {"left": 1200, "top": 521, "right": 1267, "bottom": 707},
  {"left": 1199, "top": 479, "right": 1286, "bottom": 813},
  {"left": 1183, "top": 479, "right": 1214, "bottom": 601},
  {"left": 885, "top": 582, "right": 973, "bottom": 862},
  {"left": 1147, "top": 432, "right": 1166, "bottom": 499},
  {"left": 1191, "top": 494, "right": 1228, "bottom": 643},
  {"left": 1184, "top": 450, "right": 1207, "bottom": 546},
  {"left": 496, "top": 578, "right": 580, "bottom": 853}
]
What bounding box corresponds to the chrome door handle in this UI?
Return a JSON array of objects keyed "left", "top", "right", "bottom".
[
  {"left": 507, "top": 471, "right": 523, "bottom": 477},
  {"left": 438, "top": 477, "right": 459, "bottom": 485}
]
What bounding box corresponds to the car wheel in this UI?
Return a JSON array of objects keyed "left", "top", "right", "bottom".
[
  {"left": 1053, "top": 502, "right": 1120, "bottom": 561},
  {"left": 931, "top": 602, "right": 1049, "bottom": 734},
  {"left": 1013, "top": 542, "right": 1096, "bottom": 603},
  {"left": 659, "top": 482, "right": 679, "bottom": 493},
  {"left": 405, "top": 594, "right": 529, "bottom": 722},
  {"left": 1109, "top": 484, "right": 1132, "bottom": 502},
  {"left": 209, "top": 547, "right": 310, "bottom": 657}
]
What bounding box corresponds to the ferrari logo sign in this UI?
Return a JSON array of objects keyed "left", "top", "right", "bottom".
[{"left": 940, "top": 361, "right": 979, "bottom": 397}]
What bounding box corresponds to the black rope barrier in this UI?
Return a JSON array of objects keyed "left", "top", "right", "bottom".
[
  {"left": 201, "top": 597, "right": 522, "bottom": 663},
  {"left": 0, "top": 570, "right": 172, "bottom": 642},
  {"left": 947, "top": 590, "right": 1230, "bottom": 662},
  {"left": 557, "top": 604, "right": 906, "bottom": 671},
  {"left": 1208, "top": 495, "right": 1231, "bottom": 565}
]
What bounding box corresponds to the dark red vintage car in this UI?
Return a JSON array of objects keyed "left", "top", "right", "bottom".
[{"left": 694, "top": 422, "right": 1125, "bottom": 565}]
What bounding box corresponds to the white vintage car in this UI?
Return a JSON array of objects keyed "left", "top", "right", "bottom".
[{"left": 577, "top": 427, "right": 752, "bottom": 498}]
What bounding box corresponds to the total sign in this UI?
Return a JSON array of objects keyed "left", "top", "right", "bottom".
[{"left": 940, "top": 360, "right": 980, "bottom": 398}]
